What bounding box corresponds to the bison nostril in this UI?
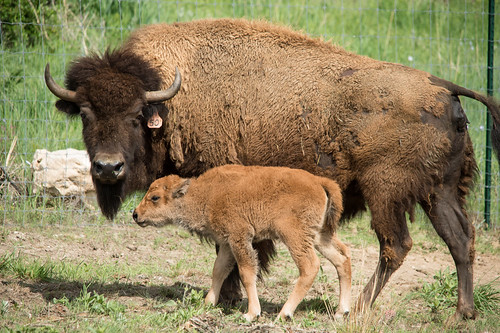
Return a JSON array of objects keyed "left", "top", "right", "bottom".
[
  {"left": 93, "top": 161, "right": 104, "bottom": 174},
  {"left": 114, "top": 162, "right": 124, "bottom": 174}
]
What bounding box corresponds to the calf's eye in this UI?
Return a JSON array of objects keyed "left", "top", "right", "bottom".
[{"left": 151, "top": 195, "right": 160, "bottom": 202}]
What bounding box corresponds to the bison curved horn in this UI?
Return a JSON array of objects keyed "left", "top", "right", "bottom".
[
  {"left": 145, "top": 67, "right": 182, "bottom": 103},
  {"left": 44, "top": 63, "right": 78, "bottom": 103}
]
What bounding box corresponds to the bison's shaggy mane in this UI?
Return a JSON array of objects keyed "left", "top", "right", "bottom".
[
  {"left": 66, "top": 49, "right": 162, "bottom": 91},
  {"left": 56, "top": 49, "right": 165, "bottom": 120}
]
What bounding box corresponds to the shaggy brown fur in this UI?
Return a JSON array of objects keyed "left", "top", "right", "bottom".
[
  {"left": 46, "top": 18, "right": 500, "bottom": 319},
  {"left": 133, "top": 165, "right": 350, "bottom": 321}
]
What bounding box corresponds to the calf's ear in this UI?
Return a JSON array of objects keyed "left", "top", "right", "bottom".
[{"left": 172, "top": 179, "right": 190, "bottom": 198}]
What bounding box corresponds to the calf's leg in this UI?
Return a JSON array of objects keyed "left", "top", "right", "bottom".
[
  {"left": 278, "top": 242, "right": 320, "bottom": 320},
  {"left": 228, "top": 235, "right": 261, "bottom": 322},
  {"left": 218, "top": 265, "right": 242, "bottom": 304},
  {"left": 315, "top": 232, "right": 351, "bottom": 318},
  {"left": 219, "top": 239, "right": 275, "bottom": 303},
  {"left": 205, "top": 243, "right": 236, "bottom": 306}
]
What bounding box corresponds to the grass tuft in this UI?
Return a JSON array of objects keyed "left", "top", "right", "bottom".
[
  {"left": 53, "top": 284, "right": 125, "bottom": 316},
  {"left": 0, "top": 252, "right": 55, "bottom": 282},
  {"left": 473, "top": 279, "right": 500, "bottom": 314},
  {"left": 415, "top": 268, "right": 500, "bottom": 315}
]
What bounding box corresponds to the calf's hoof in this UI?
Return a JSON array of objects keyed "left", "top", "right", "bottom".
[
  {"left": 334, "top": 310, "right": 350, "bottom": 321},
  {"left": 204, "top": 294, "right": 216, "bottom": 306},
  {"left": 243, "top": 312, "right": 260, "bottom": 322},
  {"left": 275, "top": 311, "right": 293, "bottom": 322}
]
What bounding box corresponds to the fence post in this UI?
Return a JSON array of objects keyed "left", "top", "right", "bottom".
[{"left": 484, "top": 0, "right": 495, "bottom": 229}]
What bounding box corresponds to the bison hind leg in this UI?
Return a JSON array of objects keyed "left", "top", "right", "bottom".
[
  {"left": 420, "top": 187, "right": 477, "bottom": 320},
  {"left": 228, "top": 235, "right": 262, "bottom": 322},
  {"left": 277, "top": 223, "right": 321, "bottom": 320},
  {"left": 354, "top": 204, "right": 413, "bottom": 315},
  {"left": 217, "top": 250, "right": 243, "bottom": 304}
]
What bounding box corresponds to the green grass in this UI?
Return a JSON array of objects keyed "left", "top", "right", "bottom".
[
  {"left": 0, "top": 251, "right": 233, "bottom": 332},
  {"left": 415, "top": 268, "right": 500, "bottom": 315},
  {"left": 53, "top": 284, "right": 126, "bottom": 316},
  {"left": 0, "top": 223, "right": 499, "bottom": 332}
]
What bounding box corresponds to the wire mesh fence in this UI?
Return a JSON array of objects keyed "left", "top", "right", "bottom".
[{"left": 1, "top": 0, "right": 499, "bottom": 228}]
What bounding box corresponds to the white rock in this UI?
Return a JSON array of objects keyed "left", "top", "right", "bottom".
[{"left": 31, "top": 148, "right": 96, "bottom": 208}]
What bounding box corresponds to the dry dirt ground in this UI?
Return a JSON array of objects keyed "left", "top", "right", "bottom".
[{"left": 1, "top": 222, "right": 499, "bottom": 331}]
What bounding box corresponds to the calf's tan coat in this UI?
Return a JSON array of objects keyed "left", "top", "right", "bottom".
[{"left": 133, "top": 164, "right": 351, "bottom": 321}]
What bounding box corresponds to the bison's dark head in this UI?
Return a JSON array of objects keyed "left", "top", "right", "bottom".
[{"left": 45, "top": 50, "right": 181, "bottom": 219}]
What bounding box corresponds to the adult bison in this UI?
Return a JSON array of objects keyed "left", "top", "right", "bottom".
[{"left": 45, "top": 18, "right": 500, "bottom": 319}]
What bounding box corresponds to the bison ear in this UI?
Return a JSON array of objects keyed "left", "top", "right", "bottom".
[
  {"left": 55, "top": 100, "right": 80, "bottom": 116},
  {"left": 172, "top": 179, "right": 190, "bottom": 198}
]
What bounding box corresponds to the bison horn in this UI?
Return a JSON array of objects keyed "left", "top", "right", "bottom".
[
  {"left": 145, "top": 67, "right": 182, "bottom": 103},
  {"left": 44, "top": 63, "right": 78, "bottom": 103}
]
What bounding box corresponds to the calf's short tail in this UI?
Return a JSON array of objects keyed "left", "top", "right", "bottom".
[{"left": 320, "top": 178, "right": 344, "bottom": 235}]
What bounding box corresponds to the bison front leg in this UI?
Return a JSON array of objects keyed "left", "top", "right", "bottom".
[
  {"left": 354, "top": 206, "right": 413, "bottom": 314},
  {"left": 420, "top": 187, "right": 476, "bottom": 320}
]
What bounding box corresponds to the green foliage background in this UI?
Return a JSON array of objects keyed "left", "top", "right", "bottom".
[{"left": 0, "top": 0, "right": 499, "bottom": 227}]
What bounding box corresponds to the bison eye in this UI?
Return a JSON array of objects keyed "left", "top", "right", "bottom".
[
  {"left": 79, "top": 106, "right": 91, "bottom": 121},
  {"left": 132, "top": 114, "right": 143, "bottom": 127},
  {"left": 151, "top": 195, "right": 160, "bottom": 202}
]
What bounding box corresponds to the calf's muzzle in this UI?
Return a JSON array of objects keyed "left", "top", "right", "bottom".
[{"left": 132, "top": 209, "right": 147, "bottom": 227}]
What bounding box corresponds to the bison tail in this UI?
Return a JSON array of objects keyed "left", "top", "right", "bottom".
[
  {"left": 430, "top": 75, "right": 500, "bottom": 159},
  {"left": 321, "top": 179, "right": 343, "bottom": 234},
  {"left": 464, "top": 92, "right": 500, "bottom": 159}
]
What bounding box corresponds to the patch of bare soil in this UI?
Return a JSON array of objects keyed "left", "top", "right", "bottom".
[{"left": 1, "top": 224, "right": 499, "bottom": 330}]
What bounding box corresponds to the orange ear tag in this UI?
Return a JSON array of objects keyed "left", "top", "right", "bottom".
[{"left": 148, "top": 111, "right": 163, "bottom": 128}]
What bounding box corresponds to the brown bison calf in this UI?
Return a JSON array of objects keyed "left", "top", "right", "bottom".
[{"left": 133, "top": 164, "right": 351, "bottom": 321}]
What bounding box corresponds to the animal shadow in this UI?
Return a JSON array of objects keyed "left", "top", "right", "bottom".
[{"left": 18, "top": 278, "right": 285, "bottom": 315}]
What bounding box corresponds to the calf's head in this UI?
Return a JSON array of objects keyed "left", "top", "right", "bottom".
[
  {"left": 133, "top": 175, "right": 190, "bottom": 227},
  {"left": 44, "top": 50, "right": 181, "bottom": 219}
]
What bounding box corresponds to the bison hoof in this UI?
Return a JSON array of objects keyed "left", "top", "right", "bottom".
[
  {"left": 446, "top": 309, "right": 478, "bottom": 325},
  {"left": 458, "top": 308, "right": 478, "bottom": 320}
]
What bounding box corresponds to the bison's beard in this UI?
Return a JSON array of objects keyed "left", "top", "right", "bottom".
[{"left": 94, "top": 180, "right": 125, "bottom": 220}]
